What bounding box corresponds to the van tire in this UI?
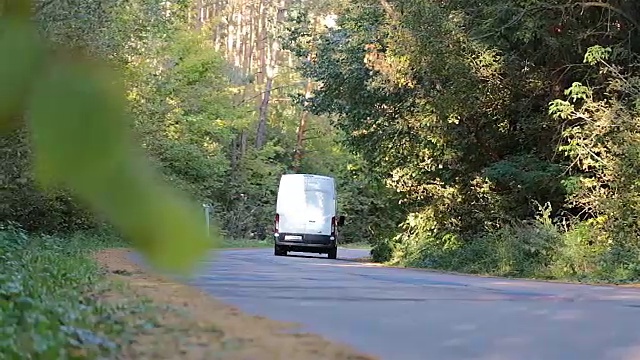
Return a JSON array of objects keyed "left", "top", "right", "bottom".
[
  {"left": 328, "top": 247, "right": 337, "bottom": 260},
  {"left": 274, "top": 245, "right": 286, "bottom": 256}
]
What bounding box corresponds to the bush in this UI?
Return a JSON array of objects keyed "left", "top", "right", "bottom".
[
  {"left": 454, "top": 219, "right": 560, "bottom": 277},
  {"left": 0, "top": 224, "right": 138, "bottom": 359},
  {"left": 379, "top": 202, "right": 640, "bottom": 283},
  {"left": 370, "top": 237, "right": 394, "bottom": 262}
]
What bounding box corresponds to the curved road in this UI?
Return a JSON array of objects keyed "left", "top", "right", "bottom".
[{"left": 183, "top": 248, "right": 640, "bottom": 360}]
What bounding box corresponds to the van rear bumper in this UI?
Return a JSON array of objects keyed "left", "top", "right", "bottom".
[{"left": 274, "top": 233, "right": 336, "bottom": 252}]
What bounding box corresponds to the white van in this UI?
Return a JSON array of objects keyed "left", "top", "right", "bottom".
[{"left": 273, "top": 173, "right": 345, "bottom": 259}]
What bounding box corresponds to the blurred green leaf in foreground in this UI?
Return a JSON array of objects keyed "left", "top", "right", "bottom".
[{"left": 0, "top": 0, "right": 219, "bottom": 274}]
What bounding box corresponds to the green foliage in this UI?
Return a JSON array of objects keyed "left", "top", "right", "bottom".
[
  {"left": 127, "top": 26, "right": 239, "bottom": 205},
  {"left": 0, "top": 224, "right": 142, "bottom": 359},
  {"left": 409, "top": 204, "right": 562, "bottom": 277},
  {"left": 335, "top": 159, "right": 406, "bottom": 246},
  {"left": 221, "top": 148, "right": 286, "bottom": 239},
  {"left": 0, "top": 128, "right": 99, "bottom": 233},
  {"left": 301, "top": 0, "right": 640, "bottom": 281},
  {"left": 31, "top": 0, "right": 122, "bottom": 56},
  {"left": 483, "top": 155, "right": 566, "bottom": 219}
]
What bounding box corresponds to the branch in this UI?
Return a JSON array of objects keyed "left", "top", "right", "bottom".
[
  {"left": 471, "top": 1, "right": 639, "bottom": 41},
  {"left": 236, "top": 84, "right": 299, "bottom": 105},
  {"left": 577, "top": 2, "right": 639, "bottom": 31}
]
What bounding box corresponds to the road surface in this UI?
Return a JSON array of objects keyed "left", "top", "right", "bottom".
[{"left": 182, "top": 248, "right": 640, "bottom": 360}]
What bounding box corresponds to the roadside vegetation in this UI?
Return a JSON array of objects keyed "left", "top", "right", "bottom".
[
  {"left": 0, "top": 224, "right": 141, "bottom": 358},
  {"left": 4, "top": 1, "right": 640, "bottom": 355}
]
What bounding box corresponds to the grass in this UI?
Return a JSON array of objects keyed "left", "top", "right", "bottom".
[{"left": 0, "top": 224, "right": 154, "bottom": 359}]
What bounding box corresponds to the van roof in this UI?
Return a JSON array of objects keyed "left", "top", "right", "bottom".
[{"left": 281, "top": 173, "right": 335, "bottom": 181}]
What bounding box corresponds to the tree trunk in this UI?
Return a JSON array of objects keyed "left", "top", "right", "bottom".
[
  {"left": 195, "top": 0, "right": 204, "bottom": 30},
  {"left": 226, "top": 3, "right": 235, "bottom": 61},
  {"left": 257, "top": 0, "right": 267, "bottom": 85},
  {"left": 235, "top": 6, "right": 242, "bottom": 68},
  {"left": 255, "top": 75, "right": 273, "bottom": 149},
  {"left": 213, "top": 0, "right": 223, "bottom": 51},
  {"left": 241, "top": 130, "right": 248, "bottom": 156},
  {"left": 255, "top": 0, "right": 281, "bottom": 149},
  {"left": 293, "top": 76, "right": 313, "bottom": 171},
  {"left": 231, "top": 136, "right": 238, "bottom": 168},
  {"left": 245, "top": 0, "right": 254, "bottom": 76}
]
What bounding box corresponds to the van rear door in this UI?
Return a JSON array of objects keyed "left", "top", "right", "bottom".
[
  {"left": 302, "top": 175, "right": 335, "bottom": 236},
  {"left": 303, "top": 188, "right": 334, "bottom": 235},
  {"left": 276, "top": 176, "right": 306, "bottom": 235}
]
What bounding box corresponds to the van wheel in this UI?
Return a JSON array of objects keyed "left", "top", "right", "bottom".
[
  {"left": 274, "top": 245, "right": 286, "bottom": 256},
  {"left": 328, "top": 247, "right": 337, "bottom": 260}
]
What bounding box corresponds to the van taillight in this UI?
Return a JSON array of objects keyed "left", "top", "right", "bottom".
[
  {"left": 274, "top": 214, "right": 280, "bottom": 233},
  {"left": 331, "top": 216, "right": 336, "bottom": 235}
]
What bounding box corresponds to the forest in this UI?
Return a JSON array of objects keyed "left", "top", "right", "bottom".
[{"left": 3, "top": 0, "right": 640, "bottom": 282}]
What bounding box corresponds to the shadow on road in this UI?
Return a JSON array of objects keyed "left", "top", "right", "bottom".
[
  {"left": 284, "top": 253, "right": 327, "bottom": 260},
  {"left": 283, "top": 253, "right": 367, "bottom": 263}
]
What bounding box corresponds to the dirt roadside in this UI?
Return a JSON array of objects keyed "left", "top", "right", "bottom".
[{"left": 94, "top": 249, "right": 376, "bottom": 360}]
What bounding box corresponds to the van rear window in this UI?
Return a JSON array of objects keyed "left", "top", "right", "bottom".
[
  {"left": 304, "top": 190, "right": 335, "bottom": 215},
  {"left": 303, "top": 176, "right": 333, "bottom": 192}
]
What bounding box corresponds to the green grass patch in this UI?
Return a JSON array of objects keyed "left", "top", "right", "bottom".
[{"left": 0, "top": 223, "right": 153, "bottom": 359}]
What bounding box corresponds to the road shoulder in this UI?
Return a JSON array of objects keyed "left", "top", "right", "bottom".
[
  {"left": 94, "top": 248, "right": 376, "bottom": 360},
  {"left": 352, "top": 256, "right": 640, "bottom": 289}
]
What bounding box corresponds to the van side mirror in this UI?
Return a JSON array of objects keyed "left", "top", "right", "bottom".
[{"left": 337, "top": 215, "right": 346, "bottom": 227}]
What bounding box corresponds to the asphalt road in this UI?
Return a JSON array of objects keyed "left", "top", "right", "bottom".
[{"left": 182, "top": 248, "right": 640, "bottom": 360}]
